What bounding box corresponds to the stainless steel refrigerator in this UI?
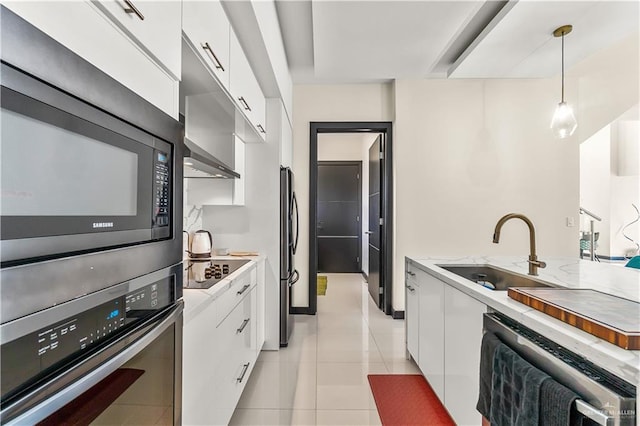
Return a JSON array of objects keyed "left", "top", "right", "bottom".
[{"left": 280, "top": 167, "right": 299, "bottom": 347}]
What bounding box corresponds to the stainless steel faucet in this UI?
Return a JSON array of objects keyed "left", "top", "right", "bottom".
[{"left": 493, "top": 213, "right": 547, "bottom": 276}]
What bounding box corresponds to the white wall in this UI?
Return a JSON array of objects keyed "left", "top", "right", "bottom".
[
  {"left": 291, "top": 33, "right": 638, "bottom": 312},
  {"left": 292, "top": 84, "right": 394, "bottom": 307}
]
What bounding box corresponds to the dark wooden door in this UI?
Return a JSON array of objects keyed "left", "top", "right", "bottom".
[
  {"left": 368, "top": 135, "right": 383, "bottom": 307},
  {"left": 317, "top": 162, "right": 361, "bottom": 272}
]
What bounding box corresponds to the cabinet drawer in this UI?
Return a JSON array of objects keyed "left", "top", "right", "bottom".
[
  {"left": 182, "top": 0, "right": 230, "bottom": 90},
  {"left": 91, "top": 0, "right": 182, "bottom": 79},
  {"left": 215, "top": 266, "right": 256, "bottom": 326},
  {"left": 4, "top": 0, "right": 178, "bottom": 118}
]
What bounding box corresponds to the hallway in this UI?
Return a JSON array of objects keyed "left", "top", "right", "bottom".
[{"left": 229, "top": 273, "right": 419, "bottom": 425}]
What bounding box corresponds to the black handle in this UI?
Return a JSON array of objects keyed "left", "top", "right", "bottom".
[
  {"left": 237, "top": 284, "right": 250, "bottom": 296},
  {"left": 236, "top": 318, "right": 250, "bottom": 333},
  {"left": 238, "top": 96, "right": 251, "bottom": 111},
  {"left": 292, "top": 192, "right": 299, "bottom": 254}
]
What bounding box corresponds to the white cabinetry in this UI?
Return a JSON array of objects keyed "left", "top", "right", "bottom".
[
  {"left": 405, "top": 259, "right": 487, "bottom": 425},
  {"left": 91, "top": 0, "right": 181, "bottom": 79},
  {"left": 417, "top": 269, "right": 445, "bottom": 401},
  {"left": 405, "top": 266, "right": 420, "bottom": 361},
  {"left": 443, "top": 285, "right": 486, "bottom": 426},
  {"left": 183, "top": 261, "right": 264, "bottom": 426},
  {"left": 182, "top": 0, "right": 230, "bottom": 90},
  {"left": 4, "top": 1, "right": 179, "bottom": 118},
  {"left": 229, "top": 31, "right": 266, "bottom": 141}
]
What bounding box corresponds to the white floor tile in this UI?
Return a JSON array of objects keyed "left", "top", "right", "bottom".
[{"left": 232, "top": 273, "right": 409, "bottom": 423}]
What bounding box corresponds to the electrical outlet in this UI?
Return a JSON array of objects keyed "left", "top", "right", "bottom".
[{"left": 566, "top": 216, "right": 575, "bottom": 227}]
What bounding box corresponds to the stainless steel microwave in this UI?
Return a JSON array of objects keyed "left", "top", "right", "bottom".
[
  {"left": 1, "top": 64, "right": 174, "bottom": 266},
  {"left": 0, "top": 7, "right": 184, "bottom": 326}
]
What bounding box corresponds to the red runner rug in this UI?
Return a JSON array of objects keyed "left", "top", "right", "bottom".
[{"left": 368, "top": 374, "right": 456, "bottom": 426}]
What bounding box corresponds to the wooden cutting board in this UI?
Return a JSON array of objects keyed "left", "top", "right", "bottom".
[{"left": 508, "top": 288, "right": 640, "bottom": 350}]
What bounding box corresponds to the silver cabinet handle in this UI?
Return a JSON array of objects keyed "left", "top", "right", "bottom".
[
  {"left": 201, "top": 42, "right": 225, "bottom": 71},
  {"left": 236, "top": 284, "right": 250, "bottom": 296},
  {"left": 123, "top": 0, "right": 144, "bottom": 20},
  {"left": 406, "top": 285, "right": 415, "bottom": 292},
  {"left": 407, "top": 271, "right": 416, "bottom": 276},
  {"left": 256, "top": 124, "right": 266, "bottom": 134},
  {"left": 238, "top": 96, "right": 252, "bottom": 111},
  {"left": 365, "top": 231, "right": 373, "bottom": 235},
  {"left": 236, "top": 363, "right": 250, "bottom": 383},
  {"left": 237, "top": 318, "right": 250, "bottom": 333}
]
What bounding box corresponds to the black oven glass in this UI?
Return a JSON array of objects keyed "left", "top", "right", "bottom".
[{"left": 0, "top": 65, "right": 173, "bottom": 265}]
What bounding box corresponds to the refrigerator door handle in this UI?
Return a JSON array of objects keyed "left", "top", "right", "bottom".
[
  {"left": 292, "top": 192, "right": 299, "bottom": 254},
  {"left": 288, "top": 269, "right": 300, "bottom": 287}
]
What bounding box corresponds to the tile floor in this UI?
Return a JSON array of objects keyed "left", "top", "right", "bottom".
[{"left": 229, "top": 273, "right": 420, "bottom": 425}]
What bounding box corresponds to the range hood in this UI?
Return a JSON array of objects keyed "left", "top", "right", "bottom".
[{"left": 183, "top": 138, "right": 240, "bottom": 179}]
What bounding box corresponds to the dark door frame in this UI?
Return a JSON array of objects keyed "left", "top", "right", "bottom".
[
  {"left": 317, "top": 160, "right": 363, "bottom": 273},
  {"left": 295, "top": 121, "right": 393, "bottom": 316}
]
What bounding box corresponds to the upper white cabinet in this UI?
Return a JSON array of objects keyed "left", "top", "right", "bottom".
[
  {"left": 230, "top": 31, "right": 266, "bottom": 141},
  {"left": 4, "top": 1, "right": 179, "bottom": 118},
  {"left": 91, "top": 0, "right": 182, "bottom": 80},
  {"left": 182, "top": 0, "right": 230, "bottom": 90}
]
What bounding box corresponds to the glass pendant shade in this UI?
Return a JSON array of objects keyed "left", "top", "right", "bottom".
[{"left": 550, "top": 101, "right": 577, "bottom": 138}]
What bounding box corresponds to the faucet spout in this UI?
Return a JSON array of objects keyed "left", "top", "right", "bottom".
[{"left": 492, "top": 213, "right": 546, "bottom": 276}]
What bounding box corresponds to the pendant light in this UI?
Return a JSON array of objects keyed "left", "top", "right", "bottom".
[{"left": 550, "top": 25, "right": 577, "bottom": 139}]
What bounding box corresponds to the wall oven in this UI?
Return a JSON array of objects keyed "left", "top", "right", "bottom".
[
  {"left": 0, "top": 265, "right": 183, "bottom": 425},
  {"left": 0, "top": 6, "right": 184, "bottom": 327}
]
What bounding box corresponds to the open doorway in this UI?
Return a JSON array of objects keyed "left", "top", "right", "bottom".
[{"left": 306, "top": 122, "right": 393, "bottom": 316}]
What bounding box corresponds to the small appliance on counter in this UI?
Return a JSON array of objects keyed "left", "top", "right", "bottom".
[
  {"left": 189, "top": 230, "right": 212, "bottom": 258},
  {"left": 184, "top": 259, "right": 251, "bottom": 289}
]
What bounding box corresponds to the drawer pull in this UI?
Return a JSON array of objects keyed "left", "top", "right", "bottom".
[
  {"left": 123, "top": 0, "right": 145, "bottom": 20},
  {"left": 238, "top": 96, "right": 252, "bottom": 112},
  {"left": 257, "top": 124, "right": 266, "bottom": 134},
  {"left": 201, "top": 42, "right": 225, "bottom": 71},
  {"left": 406, "top": 285, "right": 415, "bottom": 292},
  {"left": 407, "top": 271, "right": 416, "bottom": 277},
  {"left": 237, "top": 318, "right": 250, "bottom": 333},
  {"left": 237, "top": 284, "right": 250, "bottom": 296},
  {"left": 236, "top": 362, "right": 250, "bottom": 383}
]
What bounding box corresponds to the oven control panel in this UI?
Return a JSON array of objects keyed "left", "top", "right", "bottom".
[
  {"left": 152, "top": 150, "right": 171, "bottom": 228},
  {"left": 0, "top": 277, "right": 173, "bottom": 400}
]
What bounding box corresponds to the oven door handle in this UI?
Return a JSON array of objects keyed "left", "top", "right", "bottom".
[
  {"left": 575, "top": 400, "right": 613, "bottom": 426},
  {"left": 3, "top": 301, "right": 184, "bottom": 426}
]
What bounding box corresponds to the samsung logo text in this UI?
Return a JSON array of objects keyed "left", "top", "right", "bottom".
[{"left": 92, "top": 222, "right": 114, "bottom": 229}]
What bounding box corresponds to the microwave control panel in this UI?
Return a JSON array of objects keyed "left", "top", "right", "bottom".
[
  {"left": 152, "top": 150, "right": 171, "bottom": 228},
  {"left": 0, "top": 277, "right": 173, "bottom": 401}
]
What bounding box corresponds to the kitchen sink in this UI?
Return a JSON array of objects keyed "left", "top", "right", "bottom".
[{"left": 437, "top": 264, "right": 556, "bottom": 291}]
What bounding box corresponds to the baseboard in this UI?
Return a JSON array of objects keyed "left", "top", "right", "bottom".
[
  {"left": 361, "top": 270, "right": 368, "bottom": 282},
  {"left": 392, "top": 309, "right": 405, "bottom": 320},
  {"left": 290, "top": 306, "right": 315, "bottom": 315}
]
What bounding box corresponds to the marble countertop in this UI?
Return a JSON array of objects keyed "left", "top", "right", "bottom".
[
  {"left": 181, "top": 254, "right": 264, "bottom": 325},
  {"left": 407, "top": 255, "right": 640, "bottom": 386}
]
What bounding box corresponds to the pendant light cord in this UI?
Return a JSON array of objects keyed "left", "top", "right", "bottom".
[{"left": 561, "top": 32, "right": 565, "bottom": 103}]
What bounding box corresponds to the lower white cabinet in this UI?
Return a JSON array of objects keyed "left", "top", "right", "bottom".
[
  {"left": 405, "top": 259, "right": 487, "bottom": 426},
  {"left": 443, "top": 284, "right": 486, "bottom": 425},
  {"left": 183, "top": 260, "right": 264, "bottom": 425}
]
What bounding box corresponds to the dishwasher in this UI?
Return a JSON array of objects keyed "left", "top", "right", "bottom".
[{"left": 484, "top": 312, "right": 636, "bottom": 426}]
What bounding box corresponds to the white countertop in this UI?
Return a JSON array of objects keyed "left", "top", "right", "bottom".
[
  {"left": 181, "top": 254, "right": 264, "bottom": 325},
  {"left": 407, "top": 255, "right": 640, "bottom": 386}
]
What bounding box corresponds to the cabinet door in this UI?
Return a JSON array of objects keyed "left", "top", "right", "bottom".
[
  {"left": 182, "top": 0, "right": 230, "bottom": 90},
  {"left": 4, "top": 1, "right": 178, "bottom": 118},
  {"left": 405, "top": 264, "right": 420, "bottom": 360},
  {"left": 444, "top": 285, "right": 486, "bottom": 426},
  {"left": 229, "top": 31, "right": 266, "bottom": 140},
  {"left": 417, "top": 269, "right": 445, "bottom": 402},
  {"left": 91, "top": 0, "right": 181, "bottom": 80}
]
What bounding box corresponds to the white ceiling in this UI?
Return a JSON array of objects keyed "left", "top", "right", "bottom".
[{"left": 275, "top": 0, "right": 640, "bottom": 84}]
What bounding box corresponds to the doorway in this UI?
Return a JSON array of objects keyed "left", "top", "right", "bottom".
[
  {"left": 318, "top": 161, "right": 362, "bottom": 273},
  {"left": 306, "top": 122, "right": 393, "bottom": 316}
]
